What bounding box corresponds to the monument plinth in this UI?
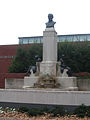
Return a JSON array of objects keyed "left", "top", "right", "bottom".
[{"left": 40, "top": 28, "right": 57, "bottom": 76}]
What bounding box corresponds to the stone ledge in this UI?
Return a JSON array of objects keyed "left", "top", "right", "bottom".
[{"left": 0, "top": 89, "right": 90, "bottom": 106}]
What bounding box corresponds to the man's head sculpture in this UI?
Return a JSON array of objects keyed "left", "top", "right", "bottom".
[
  {"left": 46, "top": 14, "right": 56, "bottom": 28},
  {"left": 48, "top": 14, "right": 53, "bottom": 22}
]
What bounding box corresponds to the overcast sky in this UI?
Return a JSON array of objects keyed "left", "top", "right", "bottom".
[{"left": 0, "top": 0, "right": 90, "bottom": 45}]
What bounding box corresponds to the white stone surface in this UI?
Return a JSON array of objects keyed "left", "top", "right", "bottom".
[
  {"left": 40, "top": 61, "right": 57, "bottom": 76},
  {"left": 5, "top": 79, "right": 24, "bottom": 89},
  {"left": 62, "top": 69, "right": 68, "bottom": 77},
  {"left": 43, "top": 28, "right": 57, "bottom": 61},
  {"left": 57, "top": 77, "right": 78, "bottom": 90},
  {"left": 23, "top": 76, "right": 78, "bottom": 90},
  {"left": 78, "top": 79, "right": 90, "bottom": 91},
  {"left": 0, "top": 89, "right": 90, "bottom": 106},
  {"left": 24, "top": 76, "right": 38, "bottom": 88},
  {"left": 40, "top": 28, "right": 57, "bottom": 76},
  {"left": 30, "top": 69, "right": 34, "bottom": 77},
  {"left": 45, "top": 27, "right": 56, "bottom": 31}
]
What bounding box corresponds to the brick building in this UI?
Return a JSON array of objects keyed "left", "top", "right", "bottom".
[{"left": 0, "top": 44, "right": 31, "bottom": 88}]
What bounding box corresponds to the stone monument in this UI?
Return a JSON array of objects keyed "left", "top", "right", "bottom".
[
  {"left": 23, "top": 14, "right": 78, "bottom": 90},
  {"left": 40, "top": 14, "right": 57, "bottom": 76}
]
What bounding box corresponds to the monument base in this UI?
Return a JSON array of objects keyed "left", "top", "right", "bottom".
[
  {"left": 34, "top": 74, "right": 60, "bottom": 88},
  {"left": 1, "top": 89, "right": 90, "bottom": 108},
  {"left": 23, "top": 75, "right": 78, "bottom": 91},
  {"left": 40, "top": 61, "right": 57, "bottom": 76},
  {"left": 57, "top": 77, "right": 78, "bottom": 91},
  {"left": 23, "top": 76, "right": 38, "bottom": 88}
]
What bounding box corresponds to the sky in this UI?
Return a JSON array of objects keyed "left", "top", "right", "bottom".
[{"left": 0, "top": 0, "right": 90, "bottom": 45}]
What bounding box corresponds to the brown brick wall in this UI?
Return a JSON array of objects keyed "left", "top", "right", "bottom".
[
  {"left": 0, "top": 45, "right": 18, "bottom": 73},
  {"left": 0, "top": 44, "right": 32, "bottom": 73},
  {"left": 0, "top": 58, "right": 12, "bottom": 73}
]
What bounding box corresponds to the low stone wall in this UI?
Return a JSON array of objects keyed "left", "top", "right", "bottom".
[
  {"left": 0, "top": 89, "right": 90, "bottom": 106},
  {"left": 5, "top": 79, "right": 24, "bottom": 89},
  {"left": 77, "top": 79, "right": 90, "bottom": 91},
  {"left": 0, "top": 73, "right": 27, "bottom": 88},
  {"left": 5, "top": 77, "right": 90, "bottom": 91}
]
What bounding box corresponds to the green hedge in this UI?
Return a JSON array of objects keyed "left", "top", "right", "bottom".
[
  {"left": 74, "top": 104, "right": 90, "bottom": 118},
  {"left": 18, "top": 106, "right": 66, "bottom": 117},
  {"left": 18, "top": 104, "right": 90, "bottom": 118}
]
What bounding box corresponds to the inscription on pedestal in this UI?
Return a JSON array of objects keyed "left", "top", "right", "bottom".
[{"left": 40, "top": 61, "right": 57, "bottom": 76}]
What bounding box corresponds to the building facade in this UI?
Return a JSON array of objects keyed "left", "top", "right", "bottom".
[
  {"left": 0, "top": 44, "right": 31, "bottom": 88},
  {"left": 19, "top": 34, "right": 90, "bottom": 44}
]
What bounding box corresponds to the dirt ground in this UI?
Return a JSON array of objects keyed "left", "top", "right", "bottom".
[{"left": 0, "top": 112, "right": 90, "bottom": 120}]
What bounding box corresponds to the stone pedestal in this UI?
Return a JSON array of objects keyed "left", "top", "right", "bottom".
[
  {"left": 23, "top": 76, "right": 38, "bottom": 88},
  {"left": 40, "top": 28, "right": 57, "bottom": 76},
  {"left": 57, "top": 77, "right": 78, "bottom": 91},
  {"left": 23, "top": 76, "right": 78, "bottom": 90},
  {"left": 43, "top": 28, "right": 57, "bottom": 62}
]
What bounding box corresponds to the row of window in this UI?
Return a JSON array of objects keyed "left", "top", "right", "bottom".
[
  {"left": 0, "top": 56, "right": 14, "bottom": 58},
  {"left": 19, "top": 37, "right": 42, "bottom": 44},
  {"left": 58, "top": 35, "right": 90, "bottom": 42},
  {"left": 19, "top": 34, "right": 90, "bottom": 44}
]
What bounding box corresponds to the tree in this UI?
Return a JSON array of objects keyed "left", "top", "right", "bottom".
[
  {"left": 8, "top": 46, "right": 29, "bottom": 73},
  {"left": 8, "top": 44, "right": 42, "bottom": 73},
  {"left": 9, "top": 42, "right": 90, "bottom": 73},
  {"left": 27, "top": 44, "right": 42, "bottom": 66},
  {"left": 58, "top": 42, "right": 90, "bottom": 73}
]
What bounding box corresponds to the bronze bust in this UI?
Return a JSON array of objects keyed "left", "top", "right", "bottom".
[{"left": 46, "top": 14, "right": 56, "bottom": 28}]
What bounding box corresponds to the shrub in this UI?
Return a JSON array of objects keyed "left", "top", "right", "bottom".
[
  {"left": 74, "top": 104, "right": 87, "bottom": 118},
  {"left": 50, "top": 106, "right": 66, "bottom": 117},
  {"left": 18, "top": 106, "right": 66, "bottom": 117},
  {"left": 27, "top": 108, "right": 43, "bottom": 116},
  {"left": 86, "top": 106, "right": 90, "bottom": 117},
  {"left": 41, "top": 107, "right": 50, "bottom": 113},
  {"left": 18, "top": 107, "right": 29, "bottom": 113},
  {"left": 18, "top": 105, "right": 90, "bottom": 118}
]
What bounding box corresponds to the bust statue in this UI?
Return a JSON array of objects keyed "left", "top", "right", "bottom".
[{"left": 46, "top": 14, "right": 56, "bottom": 28}]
